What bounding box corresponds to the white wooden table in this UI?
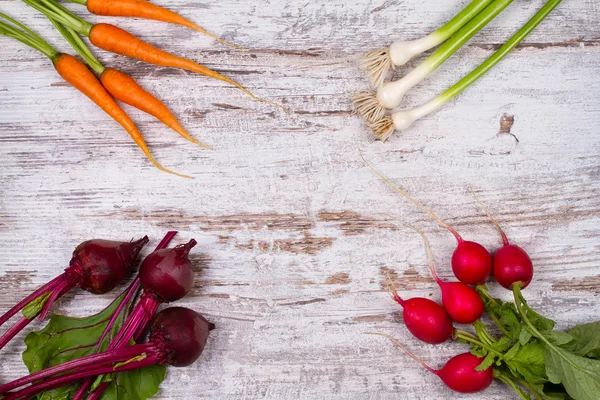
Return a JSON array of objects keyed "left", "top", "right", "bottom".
[{"left": 1, "top": 0, "right": 599, "bottom": 398}]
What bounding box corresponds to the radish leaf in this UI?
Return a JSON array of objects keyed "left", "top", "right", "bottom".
[{"left": 567, "top": 321, "right": 600, "bottom": 359}]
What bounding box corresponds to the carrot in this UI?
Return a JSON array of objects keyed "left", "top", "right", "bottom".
[
  {"left": 1, "top": 12, "right": 190, "bottom": 177},
  {"left": 25, "top": 0, "right": 285, "bottom": 110},
  {"left": 82, "top": 0, "right": 246, "bottom": 50},
  {"left": 87, "top": 23, "right": 284, "bottom": 110},
  {"left": 100, "top": 68, "right": 212, "bottom": 150},
  {"left": 48, "top": 18, "right": 212, "bottom": 151},
  {"left": 54, "top": 54, "right": 192, "bottom": 179}
]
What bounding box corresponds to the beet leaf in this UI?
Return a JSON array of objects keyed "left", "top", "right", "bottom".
[{"left": 22, "top": 292, "right": 165, "bottom": 400}]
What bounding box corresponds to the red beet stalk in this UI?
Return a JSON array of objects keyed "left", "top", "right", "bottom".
[
  {"left": 1, "top": 307, "right": 214, "bottom": 399},
  {"left": 0, "top": 236, "right": 149, "bottom": 351}
]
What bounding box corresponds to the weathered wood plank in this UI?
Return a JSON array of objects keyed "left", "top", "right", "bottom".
[{"left": 1, "top": 0, "right": 599, "bottom": 398}]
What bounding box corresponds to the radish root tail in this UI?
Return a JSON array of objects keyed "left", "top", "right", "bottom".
[
  {"left": 405, "top": 224, "right": 442, "bottom": 285},
  {"left": 370, "top": 116, "right": 395, "bottom": 142},
  {"left": 383, "top": 269, "right": 402, "bottom": 305},
  {"left": 469, "top": 185, "right": 509, "bottom": 246},
  {"left": 353, "top": 91, "right": 385, "bottom": 123},
  {"left": 364, "top": 332, "right": 436, "bottom": 373},
  {"left": 360, "top": 48, "right": 392, "bottom": 88},
  {"left": 360, "top": 153, "right": 463, "bottom": 242}
]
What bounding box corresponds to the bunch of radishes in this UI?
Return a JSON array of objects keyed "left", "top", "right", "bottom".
[
  {"left": 363, "top": 158, "right": 538, "bottom": 395},
  {"left": 0, "top": 231, "right": 213, "bottom": 400}
]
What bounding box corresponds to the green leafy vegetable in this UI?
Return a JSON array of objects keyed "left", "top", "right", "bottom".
[
  {"left": 22, "top": 294, "right": 165, "bottom": 400},
  {"left": 545, "top": 346, "right": 600, "bottom": 400},
  {"left": 505, "top": 340, "right": 547, "bottom": 383},
  {"left": 567, "top": 322, "right": 600, "bottom": 359}
]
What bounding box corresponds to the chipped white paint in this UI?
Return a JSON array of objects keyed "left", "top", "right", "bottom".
[{"left": 1, "top": 0, "right": 600, "bottom": 399}]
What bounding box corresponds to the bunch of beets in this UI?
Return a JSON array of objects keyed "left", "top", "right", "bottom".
[{"left": 0, "top": 231, "right": 212, "bottom": 400}]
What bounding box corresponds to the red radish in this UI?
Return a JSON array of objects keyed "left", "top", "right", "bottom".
[
  {"left": 436, "top": 352, "right": 494, "bottom": 393},
  {"left": 0, "top": 307, "right": 214, "bottom": 398},
  {"left": 470, "top": 188, "right": 534, "bottom": 290},
  {"left": 412, "top": 226, "right": 484, "bottom": 324},
  {"left": 386, "top": 280, "right": 454, "bottom": 344},
  {"left": 362, "top": 155, "right": 492, "bottom": 285},
  {"left": 367, "top": 332, "right": 493, "bottom": 393},
  {"left": 0, "top": 237, "right": 148, "bottom": 351}
]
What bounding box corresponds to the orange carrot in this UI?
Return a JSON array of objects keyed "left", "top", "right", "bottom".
[
  {"left": 89, "top": 23, "right": 285, "bottom": 111},
  {"left": 85, "top": 0, "right": 245, "bottom": 50},
  {"left": 53, "top": 54, "right": 192, "bottom": 179},
  {"left": 100, "top": 68, "right": 212, "bottom": 150}
]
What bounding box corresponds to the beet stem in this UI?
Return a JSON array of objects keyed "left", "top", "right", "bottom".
[
  {"left": 3, "top": 352, "right": 160, "bottom": 400},
  {"left": 0, "top": 343, "right": 155, "bottom": 394},
  {"left": 0, "top": 275, "right": 64, "bottom": 327},
  {"left": 364, "top": 332, "right": 437, "bottom": 374},
  {"left": 361, "top": 153, "right": 464, "bottom": 243},
  {"left": 0, "top": 275, "right": 74, "bottom": 352},
  {"left": 72, "top": 232, "right": 177, "bottom": 400},
  {"left": 469, "top": 186, "right": 510, "bottom": 246},
  {"left": 87, "top": 382, "right": 110, "bottom": 400},
  {"left": 94, "top": 278, "right": 140, "bottom": 352},
  {"left": 0, "top": 317, "right": 33, "bottom": 352},
  {"left": 39, "top": 275, "right": 74, "bottom": 320}
]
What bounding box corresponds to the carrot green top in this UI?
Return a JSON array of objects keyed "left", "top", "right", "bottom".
[
  {"left": 22, "top": 0, "right": 94, "bottom": 36},
  {"left": 0, "top": 12, "right": 59, "bottom": 61}
]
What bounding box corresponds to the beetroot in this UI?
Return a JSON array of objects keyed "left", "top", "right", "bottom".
[
  {"left": 0, "top": 307, "right": 214, "bottom": 399},
  {"left": 0, "top": 236, "right": 148, "bottom": 352},
  {"left": 150, "top": 307, "right": 214, "bottom": 367},
  {"left": 74, "top": 238, "right": 199, "bottom": 379},
  {"left": 139, "top": 239, "right": 196, "bottom": 302},
  {"left": 71, "top": 231, "right": 179, "bottom": 400},
  {"left": 67, "top": 238, "right": 149, "bottom": 294}
]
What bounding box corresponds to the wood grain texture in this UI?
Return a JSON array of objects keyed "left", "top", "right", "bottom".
[{"left": 1, "top": 0, "right": 599, "bottom": 399}]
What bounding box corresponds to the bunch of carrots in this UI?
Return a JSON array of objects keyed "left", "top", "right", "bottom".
[
  {"left": 354, "top": 0, "right": 562, "bottom": 141},
  {"left": 1, "top": 0, "right": 284, "bottom": 178}
]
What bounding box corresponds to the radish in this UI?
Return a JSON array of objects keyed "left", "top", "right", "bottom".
[
  {"left": 470, "top": 188, "right": 534, "bottom": 290},
  {"left": 0, "top": 307, "right": 214, "bottom": 398},
  {"left": 365, "top": 0, "right": 563, "bottom": 140},
  {"left": 367, "top": 332, "right": 493, "bottom": 393},
  {"left": 360, "top": 0, "right": 495, "bottom": 87},
  {"left": 354, "top": 0, "right": 513, "bottom": 123},
  {"left": 0, "top": 236, "right": 149, "bottom": 351},
  {"left": 386, "top": 279, "right": 454, "bottom": 344},
  {"left": 362, "top": 154, "right": 492, "bottom": 285},
  {"left": 411, "top": 225, "right": 484, "bottom": 324}
]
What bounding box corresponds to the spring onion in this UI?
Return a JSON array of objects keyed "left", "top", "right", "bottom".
[
  {"left": 370, "top": 0, "right": 563, "bottom": 141},
  {"left": 361, "top": 0, "right": 495, "bottom": 87},
  {"left": 354, "top": 0, "right": 513, "bottom": 123}
]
